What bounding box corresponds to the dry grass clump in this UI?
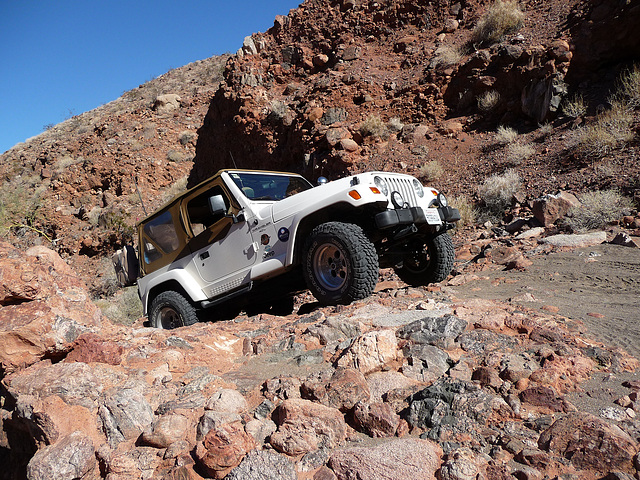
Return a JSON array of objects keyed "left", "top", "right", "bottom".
[
  {"left": 471, "top": 0, "right": 524, "bottom": 46},
  {"left": 418, "top": 161, "right": 444, "bottom": 182},
  {"left": 0, "top": 177, "right": 48, "bottom": 238},
  {"left": 450, "top": 195, "right": 477, "bottom": 228},
  {"left": 95, "top": 286, "right": 143, "bottom": 326},
  {"left": 431, "top": 46, "right": 463, "bottom": 68},
  {"left": 614, "top": 64, "right": 640, "bottom": 108},
  {"left": 561, "top": 94, "right": 587, "bottom": 118},
  {"left": 565, "top": 190, "right": 633, "bottom": 232},
  {"left": 360, "top": 115, "right": 389, "bottom": 140},
  {"left": 505, "top": 142, "right": 535, "bottom": 164},
  {"left": 495, "top": 125, "right": 519, "bottom": 144},
  {"left": 478, "top": 169, "right": 521, "bottom": 218},
  {"left": 574, "top": 101, "right": 634, "bottom": 158},
  {"left": 477, "top": 90, "right": 501, "bottom": 112}
]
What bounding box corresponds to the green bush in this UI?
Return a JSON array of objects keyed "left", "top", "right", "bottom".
[
  {"left": 471, "top": 0, "right": 524, "bottom": 46},
  {"left": 565, "top": 190, "right": 633, "bottom": 232}
]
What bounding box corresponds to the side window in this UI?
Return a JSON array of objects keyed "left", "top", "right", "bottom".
[
  {"left": 143, "top": 210, "right": 179, "bottom": 264},
  {"left": 186, "top": 185, "right": 229, "bottom": 234}
]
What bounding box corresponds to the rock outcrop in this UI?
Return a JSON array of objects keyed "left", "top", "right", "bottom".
[{"left": 1, "top": 242, "right": 639, "bottom": 479}]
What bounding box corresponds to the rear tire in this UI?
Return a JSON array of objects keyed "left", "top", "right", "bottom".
[
  {"left": 395, "top": 233, "right": 455, "bottom": 286},
  {"left": 149, "top": 291, "right": 198, "bottom": 329},
  {"left": 303, "top": 222, "right": 378, "bottom": 305}
]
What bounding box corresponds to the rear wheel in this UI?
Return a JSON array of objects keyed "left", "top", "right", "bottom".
[
  {"left": 303, "top": 222, "right": 378, "bottom": 305},
  {"left": 149, "top": 291, "right": 198, "bottom": 329},
  {"left": 395, "top": 233, "right": 455, "bottom": 286}
]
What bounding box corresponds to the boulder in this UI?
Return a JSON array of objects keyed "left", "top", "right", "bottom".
[
  {"left": 99, "top": 386, "right": 154, "bottom": 447},
  {"left": 270, "top": 399, "right": 347, "bottom": 456},
  {"left": 26, "top": 431, "right": 96, "bottom": 480},
  {"left": 335, "top": 329, "right": 398, "bottom": 374},
  {"left": 195, "top": 421, "right": 256, "bottom": 479},
  {"left": 538, "top": 413, "right": 638, "bottom": 474},
  {"left": 152, "top": 94, "right": 182, "bottom": 114},
  {"left": 225, "top": 450, "right": 296, "bottom": 480},
  {"left": 328, "top": 438, "right": 442, "bottom": 480},
  {"left": 205, "top": 388, "right": 248, "bottom": 413},
  {"left": 141, "top": 413, "right": 190, "bottom": 448},
  {"left": 0, "top": 243, "right": 102, "bottom": 373},
  {"left": 541, "top": 231, "right": 607, "bottom": 248},
  {"left": 352, "top": 401, "right": 400, "bottom": 437},
  {"left": 396, "top": 314, "right": 467, "bottom": 346},
  {"left": 532, "top": 191, "right": 580, "bottom": 226},
  {"left": 302, "top": 367, "right": 370, "bottom": 411}
]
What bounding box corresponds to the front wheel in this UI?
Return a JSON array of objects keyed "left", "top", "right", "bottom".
[
  {"left": 395, "top": 233, "right": 455, "bottom": 286},
  {"left": 149, "top": 291, "right": 199, "bottom": 329},
  {"left": 303, "top": 222, "right": 378, "bottom": 305}
]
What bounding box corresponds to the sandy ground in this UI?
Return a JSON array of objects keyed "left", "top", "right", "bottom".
[{"left": 449, "top": 243, "right": 640, "bottom": 361}]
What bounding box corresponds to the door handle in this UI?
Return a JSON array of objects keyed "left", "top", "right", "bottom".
[{"left": 199, "top": 252, "right": 210, "bottom": 260}]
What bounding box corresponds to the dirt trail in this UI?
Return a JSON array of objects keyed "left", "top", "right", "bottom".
[{"left": 450, "top": 243, "right": 640, "bottom": 360}]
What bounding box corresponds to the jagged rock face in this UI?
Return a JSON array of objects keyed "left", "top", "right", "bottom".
[
  {"left": 191, "top": 0, "right": 640, "bottom": 184},
  {"left": 192, "top": 0, "right": 460, "bottom": 183},
  {"left": 567, "top": 0, "right": 640, "bottom": 81}
]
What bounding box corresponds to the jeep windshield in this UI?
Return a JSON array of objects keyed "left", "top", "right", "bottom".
[{"left": 229, "top": 172, "right": 313, "bottom": 201}]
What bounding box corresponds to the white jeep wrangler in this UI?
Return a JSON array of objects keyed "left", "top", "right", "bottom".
[{"left": 115, "top": 169, "right": 459, "bottom": 329}]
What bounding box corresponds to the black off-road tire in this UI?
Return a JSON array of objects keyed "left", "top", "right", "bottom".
[
  {"left": 395, "top": 233, "right": 455, "bottom": 286},
  {"left": 149, "top": 291, "right": 199, "bottom": 329},
  {"left": 303, "top": 222, "right": 379, "bottom": 305}
]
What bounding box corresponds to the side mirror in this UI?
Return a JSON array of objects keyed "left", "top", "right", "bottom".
[
  {"left": 208, "top": 194, "right": 244, "bottom": 224},
  {"left": 208, "top": 195, "right": 226, "bottom": 216}
]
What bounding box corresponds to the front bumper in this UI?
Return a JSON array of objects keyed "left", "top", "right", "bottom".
[{"left": 375, "top": 206, "right": 460, "bottom": 229}]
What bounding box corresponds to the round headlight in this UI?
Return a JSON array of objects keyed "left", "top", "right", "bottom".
[
  {"left": 391, "top": 191, "right": 405, "bottom": 209},
  {"left": 373, "top": 176, "right": 389, "bottom": 196},
  {"left": 412, "top": 178, "right": 424, "bottom": 198},
  {"left": 437, "top": 192, "right": 448, "bottom": 207}
]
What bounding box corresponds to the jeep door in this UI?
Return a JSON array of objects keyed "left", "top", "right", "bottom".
[{"left": 183, "top": 181, "right": 257, "bottom": 297}]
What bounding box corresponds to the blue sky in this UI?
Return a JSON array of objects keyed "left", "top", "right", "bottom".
[{"left": 0, "top": 1, "right": 301, "bottom": 153}]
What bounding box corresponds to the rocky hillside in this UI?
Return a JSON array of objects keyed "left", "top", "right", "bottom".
[
  {"left": 0, "top": 55, "right": 228, "bottom": 292},
  {"left": 0, "top": 0, "right": 639, "bottom": 295}
]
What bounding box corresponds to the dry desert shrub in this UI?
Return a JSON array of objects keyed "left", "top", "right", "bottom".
[
  {"left": 565, "top": 190, "right": 633, "bottom": 232},
  {"left": 495, "top": 125, "right": 519, "bottom": 144},
  {"left": 418, "top": 161, "right": 444, "bottom": 182},
  {"left": 574, "top": 101, "right": 634, "bottom": 158},
  {"left": 477, "top": 90, "right": 501, "bottom": 112},
  {"left": 360, "top": 115, "right": 389, "bottom": 140},
  {"left": 96, "top": 286, "right": 143, "bottom": 326},
  {"left": 505, "top": 142, "right": 535, "bottom": 164},
  {"left": 432, "top": 45, "right": 463, "bottom": 68},
  {"left": 561, "top": 94, "right": 587, "bottom": 118},
  {"left": 471, "top": 0, "right": 524, "bottom": 46},
  {"left": 450, "top": 195, "right": 477, "bottom": 228},
  {"left": 478, "top": 169, "right": 521, "bottom": 218},
  {"left": 614, "top": 63, "right": 640, "bottom": 108}
]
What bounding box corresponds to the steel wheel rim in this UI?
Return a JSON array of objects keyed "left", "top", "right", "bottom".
[
  {"left": 313, "top": 243, "right": 349, "bottom": 291},
  {"left": 158, "top": 306, "right": 182, "bottom": 329},
  {"left": 404, "top": 244, "right": 431, "bottom": 273}
]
